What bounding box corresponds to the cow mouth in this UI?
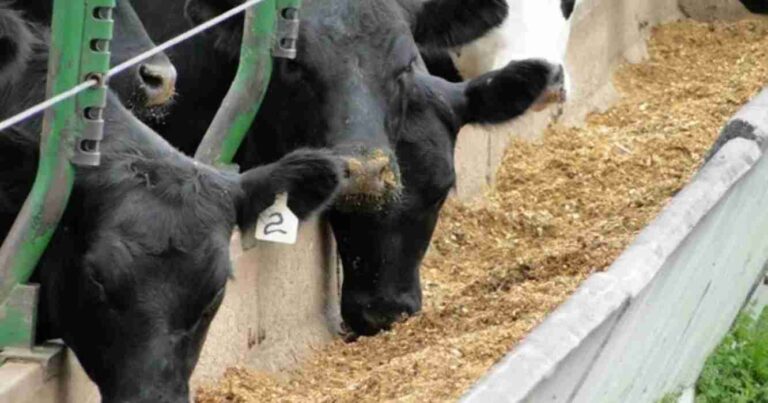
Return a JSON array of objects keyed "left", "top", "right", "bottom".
[
  {"left": 339, "top": 321, "right": 361, "bottom": 342},
  {"left": 339, "top": 311, "right": 411, "bottom": 342},
  {"left": 335, "top": 190, "right": 402, "bottom": 212},
  {"left": 532, "top": 86, "right": 567, "bottom": 111},
  {"left": 125, "top": 88, "right": 175, "bottom": 123}
]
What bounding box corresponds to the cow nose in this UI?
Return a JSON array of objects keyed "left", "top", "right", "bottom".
[
  {"left": 345, "top": 153, "right": 397, "bottom": 195},
  {"left": 551, "top": 65, "right": 565, "bottom": 86},
  {"left": 336, "top": 149, "right": 401, "bottom": 210},
  {"left": 532, "top": 62, "right": 568, "bottom": 111},
  {"left": 137, "top": 62, "right": 177, "bottom": 107}
]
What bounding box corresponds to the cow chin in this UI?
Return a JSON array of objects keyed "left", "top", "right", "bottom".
[{"left": 124, "top": 88, "right": 175, "bottom": 124}]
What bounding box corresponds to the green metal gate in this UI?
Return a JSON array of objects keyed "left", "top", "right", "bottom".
[{"left": 0, "top": 0, "right": 300, "bottom": 358}]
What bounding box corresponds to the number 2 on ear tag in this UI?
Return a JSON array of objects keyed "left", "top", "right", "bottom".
[{"left": 255, "top": 193, "right": 299, "bottom": 245}]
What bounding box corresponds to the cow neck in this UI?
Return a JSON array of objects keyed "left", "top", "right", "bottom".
[
  {"left": 76, "top": 93, "right": 236, "bottom": 205},
  {"left": 98, "top": 92, "right": 177, "bottom": 163}
]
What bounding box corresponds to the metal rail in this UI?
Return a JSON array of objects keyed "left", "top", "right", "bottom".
[
  {"left": 0, "top": 0, "right": 269, "bottom": 134},
  {"left": 196, "top": 0, "right": 302, "bottom": 167},
  {"left": 0, "top": 0, "right": 114, "bottom": 349}
]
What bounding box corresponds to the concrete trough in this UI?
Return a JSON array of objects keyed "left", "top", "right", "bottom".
[
  {"left": 1, "top": 0, "right": 765, "bottom": 401},
  {"left": 461, "top": 87, "right": 768, "bottom": 402}
]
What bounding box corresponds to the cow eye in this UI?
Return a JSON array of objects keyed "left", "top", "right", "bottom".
[
  {"left": 397, "top": 58, "right": 416, "bottom": 79},
  {"left": 86, "top": 272, "right": 109, "bottom": 305}
]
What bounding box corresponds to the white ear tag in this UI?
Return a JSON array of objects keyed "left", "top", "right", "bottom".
[{"left": 255, "top": 193, "right": 299, "bottom": 245}]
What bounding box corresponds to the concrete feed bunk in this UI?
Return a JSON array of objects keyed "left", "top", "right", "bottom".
[
  {"left": 1, "top": 0, "right": 766, "bottom": 402},
  {"left": 462, "top": 88, "right": 768, "bottom": 402}
]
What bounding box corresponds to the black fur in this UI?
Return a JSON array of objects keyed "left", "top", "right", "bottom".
[
  {"left": 0, "top": 6, "right": 33, "bottom": 86},
  {"left": 238, "top": 148, "right": 346, "bottom": 228},
  {"left": 464, "top": 59, "right": 553, "bottom": 124},
  {"left": 739, "top": 0, "right": 768, "bottom": 14},
  {"left": 420, "top": 46, "right": 464, "bottom": 83},
  {"left": 562, "top": 0, "right": 576, "bottom": 19},
  {"left": 134, "top": 0, "right": 558, "bottom": 337},
  {"left": 0, "top": 8, "right": 342, "bottom": 402},
  {"left": 183, "top": 0, "right": 243, "bottom": 59},
  {"left": 409, "top": 0, "right": 508, "bottom": 48}
]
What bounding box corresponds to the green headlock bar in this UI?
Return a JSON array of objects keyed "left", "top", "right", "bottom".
[
  {"left": 195, "top": 0, "right": 302, "bottom": 167},
  {"left": 0, "top": 0, "right": 114, "bottom": 350}
]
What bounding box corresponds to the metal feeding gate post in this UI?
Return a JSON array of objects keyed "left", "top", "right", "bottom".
[
  {"left": 0, "top": 0, "right": 113, "bottom": 358},
  {"left": 195, "top": 0, "right": 301, "bottom": 167}
]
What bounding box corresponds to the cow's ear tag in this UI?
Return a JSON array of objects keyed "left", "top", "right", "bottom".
[{"left": 255, "top": 192, "right": 299, "bottom": 245}]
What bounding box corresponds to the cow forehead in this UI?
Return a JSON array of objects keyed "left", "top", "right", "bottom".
[{"left": 301, "top": 0, "right": 410, "bottom": 48}]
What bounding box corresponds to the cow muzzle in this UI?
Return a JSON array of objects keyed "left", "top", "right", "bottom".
[
  {"left": 136, "top": 61, "right": 177, "bottom": 107},
  {"left": 532, "top": 63, "right": 568, "bottom": 111},
  {"left": 337, "top": 149, "right": 401, "bottom": 211}
]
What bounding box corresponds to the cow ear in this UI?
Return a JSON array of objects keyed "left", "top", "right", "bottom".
[
  {"left": 183, "top": 0, "right": 243, "bottom": 58},
  {"left": 0, "top": 8, "right": 34, "bottom": 86},
  {"left": 236, "top": 149, "right": 346, "bottom": 230},
  {"left": 458, "top": 59, "right": 560, "bottom": 125},
  {"left": 409, "top": 0, "right": 507, "bottom": 49}
]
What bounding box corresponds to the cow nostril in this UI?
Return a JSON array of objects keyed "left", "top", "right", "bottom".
[
  {"left": 552, "top": 65, "right": 565, "bottom": 85},
  {"left": 137, "top": 63, "right": 177, "bottom": 106},
  {"left": 139, "top": 64, "right": 164, "bottom": 89}
]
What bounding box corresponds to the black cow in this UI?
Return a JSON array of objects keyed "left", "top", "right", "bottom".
[
  {"left": 0, "top": 8, "right": 344, "bottom": 403},
  {"left": 132, "top": 0, "right": 564, "bottom": 337},
  {"left": 19, "top": 0, "right": 178, "bottom": 119},
  {"left": 740, "top": 0, "right": 768, "bottom": 14}
]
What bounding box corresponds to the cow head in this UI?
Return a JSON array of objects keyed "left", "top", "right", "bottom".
[
  {"left": 184, "top": 0, "right": 563, "bottom": 337},
  {"left": 49, "top": 141, "right": 344, "bottom": 403},
  {"left": 19, "top": 0, "right": 177, "bottom": 118},
  {"left": 448, "top": 0, "right": 577, "bottom": 107},
  {"left": 109, "top": 0, "right": 178, "bottom": 120},
  {"left": 32, "top": 106, "right": 345, "bottom": 402}
]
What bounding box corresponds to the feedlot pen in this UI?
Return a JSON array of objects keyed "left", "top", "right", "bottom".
[{"left": 196, "top": 17, "right": 768, "bottom": 403}]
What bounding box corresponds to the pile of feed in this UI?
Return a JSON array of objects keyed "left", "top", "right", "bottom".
[{"left": 197, "top": 19, "right": 768, "bottom": 402}]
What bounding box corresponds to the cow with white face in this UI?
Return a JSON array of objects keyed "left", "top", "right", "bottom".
[{"left": 442, "top": 0, "right": 577, "bottom": 109}]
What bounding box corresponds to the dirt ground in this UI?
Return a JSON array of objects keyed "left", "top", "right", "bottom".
[{"left": 196, "top": 19, "right": 768, "bottom": 403}]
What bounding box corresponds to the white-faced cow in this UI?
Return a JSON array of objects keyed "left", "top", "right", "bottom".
[
  {"left": 131, "top": 0, "right": 565, "bottom": 338},
  {"left": 21, "top": 0, "right": 178, "bottom": 120},
  {"left": 424, "top": 0, "right": 577, "bottom": 110},
  {"left": 0, "top": 7, "right": 344, "bottom": 403}
]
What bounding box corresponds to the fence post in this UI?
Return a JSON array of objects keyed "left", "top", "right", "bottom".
[
  {"left": 0, "top": 0, "right": 114, "bottom": 350},
  {"left": 195, "top": 0, "right": 302, "bottom": 167}
]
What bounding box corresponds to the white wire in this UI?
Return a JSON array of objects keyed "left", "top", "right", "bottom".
[
  {"left": 0, "top": 80, "right": 96, "bottom": 132},
  {"left": 107, "top": 0, "right": 266, "bottom": 78},
  {"left": 0, "top": 0, "right": 266, "bottom": 133}
]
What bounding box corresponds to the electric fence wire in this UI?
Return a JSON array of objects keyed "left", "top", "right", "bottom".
[{"left": 0, "top": 0, "right": 266, "bottom": 133}]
